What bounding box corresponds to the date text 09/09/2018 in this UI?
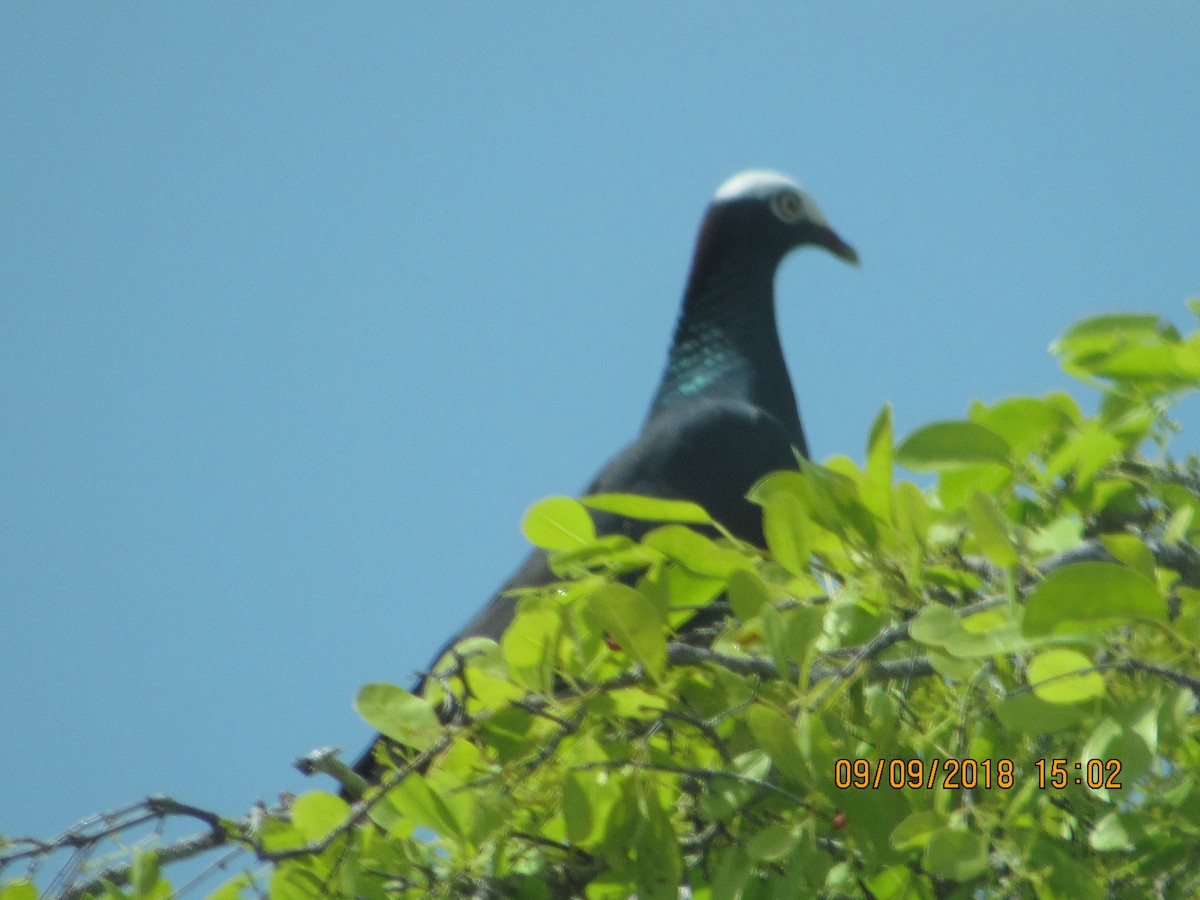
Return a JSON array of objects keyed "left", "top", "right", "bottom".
[{"left": 834, "top": 758, "right": 1123, "bottom": 791}]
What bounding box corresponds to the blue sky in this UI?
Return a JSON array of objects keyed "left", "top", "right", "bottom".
[{"left": 2, "top": 3, "right": 1198, "bottom": 888}]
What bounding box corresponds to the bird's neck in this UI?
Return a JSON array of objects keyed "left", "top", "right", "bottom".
[{"left": 647, "top": 261, "right": 805, "bottom": 449}]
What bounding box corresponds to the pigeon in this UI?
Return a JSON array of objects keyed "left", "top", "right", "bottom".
[{"left": 351, "top": 170, "right": 857, "bottom": 783}]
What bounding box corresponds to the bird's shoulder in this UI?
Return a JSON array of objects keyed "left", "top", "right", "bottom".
[{"left": 589, "top": 398, "right": 799, "bottom": 496}]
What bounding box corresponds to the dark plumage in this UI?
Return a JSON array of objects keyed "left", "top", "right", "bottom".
[{"left": 352, "top": 170, "right": 856, "bottom": 782}]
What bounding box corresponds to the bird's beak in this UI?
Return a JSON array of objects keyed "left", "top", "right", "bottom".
[{"left": 814, "top": 225, "right": 859, "bottom": 266}]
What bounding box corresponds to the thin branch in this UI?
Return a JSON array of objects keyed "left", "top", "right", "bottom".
[{"left": 1116, "top": 658, "right": 1200, "bottom": 701}]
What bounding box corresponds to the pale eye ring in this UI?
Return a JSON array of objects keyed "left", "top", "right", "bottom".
[{"left": 771, "top": 190, "right": 805, "bottom": 223}]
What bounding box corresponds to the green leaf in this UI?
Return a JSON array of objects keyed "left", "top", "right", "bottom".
[
  {"left": 967, "top": 491, "right": 1019, "bottom": 568},
  {"left": 428, "top": 635, "right": 504, "bottom": 681},
  {"left": 383, "top": 770, "right": 465, "bottom": 840},
  {"left": 910, "top": 604, "right": 961, "bottom": 648},
  {"left": 1027, "top": 649, "right": 1105, "bottom": 703},
  {"left": 893, "top": 480, "right": 931, "bottom": 552},
  {"left": 1095, "top": 341, "right": 1200, "bottom": 387},
  {"left": 751, "top": 464, "right": 874, "bottom": 546},
  {"left": 1023, "top": 562, "right": 1167, "bottom": 636},
  {"left": 632, "top": 789, "right": 682, "bottom": 900},
  {"left": 938, "top": 463, "right": 1013, "bottom": 511},
  {"left": 896, "top": 421, "right": 1012, "bottom": 471},
  {"left": 582, "top": 493, "right": 713, "bottom": 525},
  {"left": 746, "top": 821, "right": 799, "bottom": 861},
  {"left": 290, "top": 791, "right": 350, "bottom": 843},
  {"left": 1163, "top": 504, "right": 1195, "bottom": 545},
  {"left": 355, "top": 684, "right": 442, "bottom": 752},
  {"left": 1082, "top": 716, "right": 1153, "bottom": 800},
  {"left": 864, "top": 404, "right": 894, "bottom": 521},
  {"left": 203, "top": 876, "right": 256, "bottom": 900},
  {"left": 924, "top": 828, "right": 988, "bottom": 880},
  {"left": 762, "top": 601, "right": 792, "bottom": 680},
  {"left": 1123, "top": 698, "right": 1160, "bottom": 757},
  {"left": 864, "top": 866, "right": 930, "bottom": 899},
  {"left": 269, "top": 866, "right": 328, "bottom": 900},
  {"left": 996, "top": 692, "right": 1087, "bottom": 733},
  {"left": 258, "top": 818, "right": 309, "bottom": 853},
  {"left": 131, "top": 851, "right": 162, "bottom": 896},
  {"left": 911, "top": 603, "right": 1028, "bottom": 658},
  {"left": 1029, "top": 517, "right": 1085, "bottom": 557},
  {"left": 970, "top": 396, "right": 1074, "bottom": 456},
  {"left": 563, "top": 771, "right": 596, "bottom": 845},
  {"left": 1046, "top": 419, "right": 1123, "bottom": 485},
  {"left": 711, "top": 846, "right": 755, "bottom": 899},
  {"left": 726, "top": 567, "right": 771, "bottom": 620},
  {"left": 642, "top": 525, "right": 748, "bottom": 577},
  {"left": 1089, "top": 813, "right": 1135, "bottom": 851},
  {"left": 1051, "top": 312, "right": 1174, "bottom": 363},
  {"left": 805, "top": 460, "right": 881, "bottom": 546},
  {"left": 890, "top": 810, "right": 946, "bottom": 852},
  {"left": 521, "top": 496, "right": 595, "bottom": 550},
  {"left": 605, "top": 686, "right": 669, "bottom": 719},
  {"left": 951, "top": 608, "right": 1029, "bottom": 658},
  {"left": 638, "top": 563, "right": 723, "bottom": 625},
  {"left": 501, "top": 595, "right": 560, "bottom": 690},
  {"left": 698, "top": 750, "right": 772, "bottom": 822},
  {"left": 587, "top": 583, "right": 667, "bottom": 681},
  {"left": 1098, "top": 534, "right": 1155, "bottom": 580},
  {"left": 745, "top": 704, "right": 809, "bottom": 786},
  {"left": 1052, "top": 311, "right": 1200, "bottom": 390},
  {"left": 547, "top": 533, "right": 646, "bottom": 578},
  {"left": 786, "top": 605, "right": 827, "bottom": 677},
  {"left": 759, "top": 488, "right": 813, "bottom": 575},
  {"left": 0, "top": 885, "right": 38, "bottom": 900}
]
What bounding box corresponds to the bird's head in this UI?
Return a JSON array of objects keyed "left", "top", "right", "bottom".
[{"left": 704, "top": 169, "right": 858, "bottom": 267}]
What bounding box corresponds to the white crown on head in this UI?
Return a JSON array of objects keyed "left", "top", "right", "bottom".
[
  {"left": 713, "top": 169, "right": 805, "bottom": 202},
  {"left": 712, "top": 170, "right": 829, "bottom": 228}
]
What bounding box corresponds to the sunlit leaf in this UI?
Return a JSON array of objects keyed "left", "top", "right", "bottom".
[
  {"left": 1027, "top": 649, "right": 1105, "bottom": 703},
  {"left": 1163, "top": 504, "right": 1195, "bottom": 545},
  {"left": 746, "top": 822, "right": 799, "bottom": 861},
  {"left": 970, "top": 396, "right": 1074, "bottom": 456},
  {"left": 521, "top": 496, "right": 595, "bottom": 550},
  {"left": 746, "top": 704, "right": 808, "bottom": 786},
  {"left": 1082, "top": 716, "right": 1152, "bottom": 800},
  {"left": 131, "top": 851, "right": 161, "bottom": 896},
  {"left": 583, "top": 493, "right": 713, "bottom": 524},
  {"left": 909, "top": 604, "right": 961, "bottom": 648},
  {"left": 760, "top": 488, "right": 813, "bottom": 576},
  {"left": 642, "top": 524, "right": 747, "bottom": 577},
  {"left": 1089, "top": 813, "right": 1135, "bottom": 851},
  {"left": 896, "top": 421, "right": 1012, "bottom": 471},
  {"left": 355, "top": 684, "right": 442, "bottom": 752},
  {"left": 291, "top": 791, "right": 350, "bottom": 843},
  {"left": 1023, "top": 562, "right": 1166, "bottom": 635},
  {"left": 924, "top": 829, "right": 988, "bottom": 879},
  {"left": 587, "top": 583, "right": 667, "bottom": 681},
  {"left": 1098, "top": 533, "right": 1155, "bottom": 579},
  {"left": 996, "top": 692, "right": 1087, "bottom": 733},
  {"left": 383, "top": 770, "right": 464, "bottom": 840},
  {"left": 890, "top": 810, "right": 946, "bottom": 852},
  {"left": 864, "top": 404, "right": 894, "bottom": 521},
  {"left": 967, "top": 491, "right": 1019, "bottom": 568},
  {"left": 501, "top": 595, "right": 560, "bottom": 687},
  {"left": 698, "top": 751, "right": 772, "bottom": 822},
  {"left": 1051, "top": 312, "right": 1174, "bottom": 363},
  {"left": 726, "top": 567, "right": 771, "bottom": 620},
  {"left": 938, "top": 462, "right": 1013, "bottom": 511}
]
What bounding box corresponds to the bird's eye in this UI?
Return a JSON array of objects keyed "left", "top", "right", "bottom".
[{"left": 771, "top": 191, "right": 805, "bottom": 223}]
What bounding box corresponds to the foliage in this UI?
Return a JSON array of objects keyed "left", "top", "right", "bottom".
[{"left": 5, "top": 304, "right": 1200, "bottom": 898}]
